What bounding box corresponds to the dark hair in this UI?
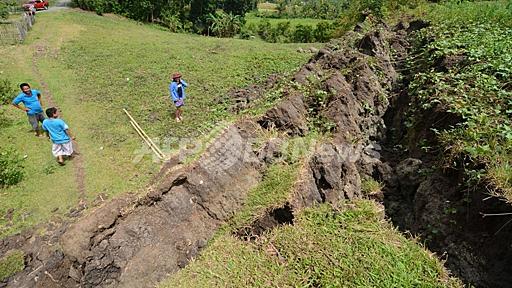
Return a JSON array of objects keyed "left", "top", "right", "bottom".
[
  {"left": 20, "top": 83, "right": 30, "bottom": 90},
  {"left": 46, "top": 107, "right": 58, "bottom": 118}
]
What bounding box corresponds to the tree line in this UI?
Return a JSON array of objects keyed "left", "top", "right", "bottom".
[
  {"left": 72, "top": 0, "right": 257, "bottom": 34},
  {"left": 71, "top": 0, "right": 425, "bottom": 42}
]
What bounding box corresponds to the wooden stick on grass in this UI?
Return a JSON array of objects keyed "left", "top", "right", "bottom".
[
  {"left": 129, "top": 120, "right": 163, "bottom": 159},
  {"left": 124, "top": 109, "right": 165, "bottom": 159}
]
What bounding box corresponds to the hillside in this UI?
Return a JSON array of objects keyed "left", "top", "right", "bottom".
[
  {"left": 0, "top": 10, "right": 316, "bottom": 237},
  {"left": 1, "top": 1, "right": 512, "bottom": 288}
]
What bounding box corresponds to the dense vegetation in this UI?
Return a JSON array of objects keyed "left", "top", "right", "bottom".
[
  {"left": 0, "top": 0, "right": 17, "bottom": 19},
  {"left": 407, "top": 1, "right": 512, "bottom": 200},
  {"left": 71, "top": 0, "right": 426, "bottom": 42}
]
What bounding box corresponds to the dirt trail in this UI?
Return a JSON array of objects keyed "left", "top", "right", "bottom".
[{"left": 31, "top": 45, "right": 87, "bottom": 202}]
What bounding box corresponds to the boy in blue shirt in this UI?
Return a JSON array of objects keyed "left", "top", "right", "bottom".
[
  {"left": 169, "top": 72, "right": 188, "bottom": 122},
  {"left": 42, "top": 107, "right": 75, "bottom": 166},
  {"left": 12, "top": 82, "right": 45, "bottom": 137}
]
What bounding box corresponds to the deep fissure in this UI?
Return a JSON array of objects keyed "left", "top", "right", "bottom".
[
  {"left": 381, "top": 67, "right": 512, "bottom": 288},
  {"left": 235, "top": 204, "right": 294, "bottom": 242}
]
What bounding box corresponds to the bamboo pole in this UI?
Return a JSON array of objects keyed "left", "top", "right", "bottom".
[
  {"left": 123, "top": 108, "right": 165, "bottom": 157},
  {"left": 129, "top": 120, "right": 163, "bottom": 159},
  {"left": 124, "top": 109, "right": 165, "bottom": 159}
]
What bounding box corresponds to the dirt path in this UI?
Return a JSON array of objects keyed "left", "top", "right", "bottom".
[
  {"left": 41, "top": 0, "right": 71, "bottom": 12},
  {"left": 31, "top": 46, "right": 87, "bottom": 203}
]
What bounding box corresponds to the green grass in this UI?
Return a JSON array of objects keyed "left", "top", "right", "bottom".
[
  {"left": 0, "top": 250, "right": 24, "bottom": 282},
  {"left": 245, "top": 12, "right": 332, "bottom": 28},
  {"left": 161, "top": 201, "right": 461, "bottom": 288},
  {"left": 361, "top": 177, "right": 383, "bottom": 196},
  {"left": 0, "top": 10, "right": 316, "bottom": 237},
  {"left": 407, "top": 1, "right": 512, "bottom": 200}
]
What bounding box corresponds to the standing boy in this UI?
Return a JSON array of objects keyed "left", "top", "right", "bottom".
[
  {"left": 169, "top": 72, "right": 188, "bottom": 122},
  {"left": 42, "top": 107, "right": 75, "bottom": 166},
  {"left": 12, "top": 83, "right": 45, "bottom": 137}
]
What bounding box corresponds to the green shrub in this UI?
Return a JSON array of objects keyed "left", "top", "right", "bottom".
[
  {"left": 0, "top": 78, "right": 16, "bottom": 105},
  {"left": 0, "top": 0, "right": 17, "bottom": 19},
  {"left": 293, "top": 24, "right": 314, "bottom": 43},
  {"left": 257, "top": 19, "right": 272, "bottom": 40},
  {"left": 313, "top": 21, "right": 335, "bottom": 42},
  {"left": 208, "top": 11, "right": 244, "bottom": 37},
  {"left": 0, "top": 147, "right": 25, "bottom": 188}
]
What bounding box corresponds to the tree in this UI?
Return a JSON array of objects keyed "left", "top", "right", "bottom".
[
  {"left": 190, "top": 0, "right": 216, "bottom": 32},
  {"left": 0, "top": 0, "right": 16, "bottom": 19},
  {"left": 222, "top": 0, "right": 256, "bottom": 16},
  {"left": 208, "top": 11, "right": 243, "bottom": 37}
]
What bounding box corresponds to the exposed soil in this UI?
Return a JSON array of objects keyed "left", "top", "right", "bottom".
[{"left": 2, "top": 17, "right": 511, "bottom": 288}]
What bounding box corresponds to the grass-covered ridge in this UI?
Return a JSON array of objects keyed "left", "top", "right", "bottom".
[
  {"left": 407, "top": 1, "right": 512, "bottom": 199},
  {"left": 0, "top": 10, "right": 316, "bottom": 237},
  {"left": 162, "top": 201, "right": 461, "bottom": 287}
]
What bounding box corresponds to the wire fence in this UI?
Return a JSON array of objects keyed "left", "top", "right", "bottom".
[{"left": 0, "top": 12, "right": 36, "bottom": 45}]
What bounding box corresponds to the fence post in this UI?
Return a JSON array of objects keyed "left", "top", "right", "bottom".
[{"left": 0, "top": 12, "right": 35, "bottom": 45}]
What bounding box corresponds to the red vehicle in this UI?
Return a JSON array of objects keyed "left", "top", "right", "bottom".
[{"left": 23, "top": 0, "right": 49, "bottom": 11}]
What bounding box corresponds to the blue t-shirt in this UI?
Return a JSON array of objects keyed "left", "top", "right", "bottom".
[
  {"left": 42, "top": 118, "right": 71, "bottom": 144},
  {"left": 12, "top": 90, "right": 43, "bottom": 115},
  {"left": 169, "top": 80, "right": 188, "bottom": 102}
]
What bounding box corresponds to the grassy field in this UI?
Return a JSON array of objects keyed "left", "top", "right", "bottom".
[
  {"left": 0, "top": 10, "right": 317, "bottom": 237},
  {"left": 245, "top": 12, "right": 332, "bottom": 28},
  {"left": 161, "top": 200, "right": 461, "bottom": 288}
]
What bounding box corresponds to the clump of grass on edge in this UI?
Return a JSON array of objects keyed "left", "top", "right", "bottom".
[
  {"left": 161, "top": 200, "right": 462, "bottom": 288},
  {"left": 0, "top": 250, "right": 25, "bottom": 282},
  {"left": 361, "top": 177, "right": 383, "bottom": 196}
]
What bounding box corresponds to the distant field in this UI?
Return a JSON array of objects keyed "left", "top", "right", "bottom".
[
  {"left": 257, "top": 1, "right": 278, "bottom": 12},
  {"left": 0, "top": 10, "right": 317, "bottom": 237},
  {"left": 245, "top": 12, "right": 332, "bottom": 27}
]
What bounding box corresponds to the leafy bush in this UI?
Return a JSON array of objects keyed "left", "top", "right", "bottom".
[
  {"left": 293, "top": 24, "right": 314, "bottom": 43},
  {"left": 251, "top": 20, "right": 331, "bottom": 43},
  {"left": 406, "top": 1, "right": 512, "bottom": 197},
  {"left": 0, "top": 148, "right": 25, "bottom": 188},
  {"left": 313, "top": 21, "right": 335, "bottom": 42},
  {"left": 160, "top": 9, "right": 190, "bottom": 32},
  {"left": 0, "top": 0, "right": 16, "bottom": 19},
  {"left": 208, "top": 11, "right": 244, "bottom": 37},
  {"left": 0, "top": 78, "right": 16, "bottom": 105}
]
